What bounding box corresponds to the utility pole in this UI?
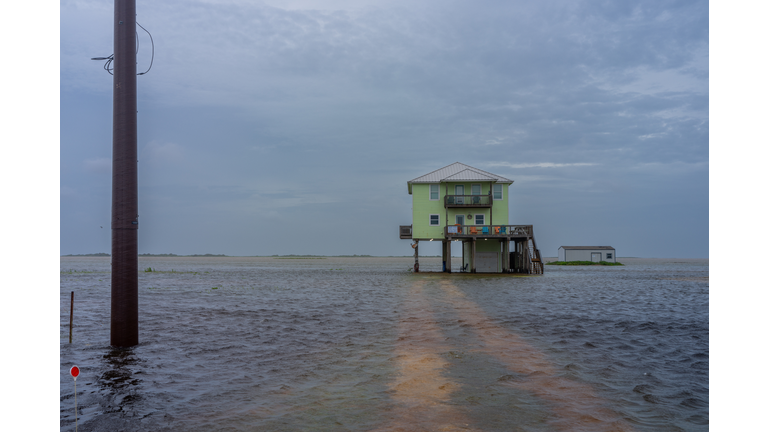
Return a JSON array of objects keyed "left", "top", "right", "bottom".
[{"left": 111, "top": 0, "right": 139, "bottom": 347}]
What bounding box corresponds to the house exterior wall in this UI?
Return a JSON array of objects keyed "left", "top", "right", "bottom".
[
  {"left": 412, "top": 184, "right": 446, "bottom": 239},
  {"left": 559, "top": 248, "right": 616, "bottom": 263},
  {"left": 412, "top": 182, "right": 509, "bottom": 239}
]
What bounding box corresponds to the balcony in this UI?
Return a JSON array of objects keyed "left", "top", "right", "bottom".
[
  {"left": 444, "top": 194, "right": 492, "bottom": 208},
  {"left": 444, "top": 224, "right": 532, "bottom": 238}
]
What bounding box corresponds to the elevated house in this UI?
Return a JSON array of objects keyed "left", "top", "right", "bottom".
[{"left": 399, "top": 162, "right": 543, "bottom": 274}]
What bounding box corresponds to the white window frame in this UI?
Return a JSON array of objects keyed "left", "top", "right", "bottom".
[
  {"left": 429, "top": 214, "right": 440, "bottom": 226},
  {"left": 475, "top": 214, "right": 485, "bottom": 225},
  {"left": 429, "top": 184, "right": 439, "bottom": 200},
  {"left": 471, "top": 184, "right": 482, "bottom": 195},
  {"left": 493, "top": 184, "right": 502, "bottom": 200}
]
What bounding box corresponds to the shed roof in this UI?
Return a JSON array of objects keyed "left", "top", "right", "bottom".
[
  {"left": 407, "top": 162, "right": 513, "bottom": 194},
  {"left": 558, "top": 246, "right": 615, "bottom": 250}
]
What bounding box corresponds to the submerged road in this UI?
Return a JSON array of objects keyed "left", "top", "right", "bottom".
[{"left": 378, "top": 277, "right": 633, "bottom": 432}]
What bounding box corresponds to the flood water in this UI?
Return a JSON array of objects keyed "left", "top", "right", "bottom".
[{"left": 60, "top": 257, "right": 708, "bottom": 431}]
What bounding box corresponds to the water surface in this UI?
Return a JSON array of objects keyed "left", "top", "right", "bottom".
[{"left": 60, "top": 257, "right": 708, "bottom": 431}]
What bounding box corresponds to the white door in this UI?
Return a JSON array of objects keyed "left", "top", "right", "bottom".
[
  {"left": 477, "top": 252, "right": 498, "bottom": 272},
  {"left": 591, "top": 252, "right": 601, "bottom": 262},
  {"left": 455, "top": 185, "right": 464, "bottom": 204}
]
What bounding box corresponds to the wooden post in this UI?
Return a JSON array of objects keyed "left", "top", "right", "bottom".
[
  {"left": 506, "top": 240, "right": 510, "bottom": 272},
  {"left": 442, "top": 240, "right": 447, "bottom": 272},
  {"left": 514, "top": 240, "right": 520, "bottom": 272},
  {"left": 69, "top": 291, "right": 74, "bottom": 343},
  {"left": 111, "top": 0, "right": 139, "bottom": 347},
  {"left": 501, "top": 240, "right": 507, "bottom": 273},
  {"left": 471, "top": 238, "right": 476, "bottom": 273},
  {"left": 414, "top": 241, "right": 419, "bottom": 272},
  {"left": 507, "top": 239, "right": 512, "bottom": 272},
  {"left": 447, "top": 240, "right": 452, "bottom": 272}
]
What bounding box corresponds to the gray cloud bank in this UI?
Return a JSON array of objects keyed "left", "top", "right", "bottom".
[{"left": 61, "top": 0, "right": 708, "bottom": 257}]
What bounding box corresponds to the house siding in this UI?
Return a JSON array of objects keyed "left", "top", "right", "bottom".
[
  {"left": 413, "top": 182, "right": 510, "bottom": 239},
  {"left": 412, "top": 184, "right": 446, "bottom": 239}
]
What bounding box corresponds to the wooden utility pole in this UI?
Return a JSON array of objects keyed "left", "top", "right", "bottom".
[{"left": 111, "top": 0, "right": 139, "bottom": 347}]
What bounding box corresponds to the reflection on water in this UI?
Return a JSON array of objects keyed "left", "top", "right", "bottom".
[
  {"left": 99, "top": 348, "right": 142, "bottom": 413},
  {"left": 60, "top": 257, "right": 708, "bottom": 431}
]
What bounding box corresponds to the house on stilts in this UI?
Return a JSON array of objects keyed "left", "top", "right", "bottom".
[{"left": 399, "top": 162, "right": 543, "bottom": 274}]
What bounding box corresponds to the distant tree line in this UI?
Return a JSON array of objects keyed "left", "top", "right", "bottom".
[
  {"left": 270, "top": 254, "right": 373, "bottom": 257},
  {"left": 62, "top": 253, "right": 228, "bottom": 257}
]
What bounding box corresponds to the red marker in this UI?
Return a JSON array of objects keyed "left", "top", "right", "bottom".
[{"left": 70, "top": 366, "right": 80, "bottom": 430}]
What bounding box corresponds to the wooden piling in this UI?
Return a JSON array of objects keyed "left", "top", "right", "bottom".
[
  {"left": 471, "top": 238, "right": 476, "bottom": 273},
  {"left": 414, "top": 241, "right": 419, "bottom": 272},
  {"left": 69, "top": 291, "right": 74, "bottom": 343},
  {"left": 445, "top": 240, "right": 451, "bottom": 273},
  {"left": 110, "top": 0, "right": 139, "bottom": 347}
]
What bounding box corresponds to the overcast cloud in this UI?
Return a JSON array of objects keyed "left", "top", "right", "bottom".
[{"left": 60, "top": 0, "right": 709, "bottom": 257}]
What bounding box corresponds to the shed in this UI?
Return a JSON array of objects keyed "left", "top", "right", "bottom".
[{"left": 558, "top": 246, "right": 616, "bottom": 263}]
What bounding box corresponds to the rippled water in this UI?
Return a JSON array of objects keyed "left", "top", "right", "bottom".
[{"left": 60, "top": 257, "right": 708, "bottom": 431}]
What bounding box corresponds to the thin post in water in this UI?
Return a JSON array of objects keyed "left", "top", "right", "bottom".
[{"left": 69, "top": 291, "right": 74, "bottom": 344}]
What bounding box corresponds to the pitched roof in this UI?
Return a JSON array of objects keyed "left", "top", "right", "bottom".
[
  {"left": 558, "top": 246, "right": 615, "bottom": 250},
  {"left": 407, "top": 162, "right": 513, "bottom": 193},
  {"left": 442, "top": 169, "right": 499, "bottom": 182}
]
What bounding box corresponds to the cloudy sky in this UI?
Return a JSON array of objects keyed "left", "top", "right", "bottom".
[{"left": 59, "top": 0, "right": 709, "bottom": 258}]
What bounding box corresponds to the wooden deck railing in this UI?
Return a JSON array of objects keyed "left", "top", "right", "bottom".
[
  {"left": 444, "top": 194, "right": 492, "bottom": 208},
  {"left": 444, "top": 224, "right": 532, "bottom": 237}
]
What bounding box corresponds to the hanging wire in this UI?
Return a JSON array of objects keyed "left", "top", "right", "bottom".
[
  {"left": 106, "top": 55, "right": 114, "bottom": 74},
  {"left": 91, "top": 22, "right": 153, "bottom": 76},
  {"left": 136, "top": 21, "right": 154, "bottom": 75}
]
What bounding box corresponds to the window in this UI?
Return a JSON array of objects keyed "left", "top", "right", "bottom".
[
  {"left": 606, "top": 253, "right": 613, "bottom": 259},
  {"left": 471, "top": 184, "right": 481, "bottom": 195},
  {"left": 430, "top": 184, "right": 439, "bottom": 200},
  {"left": 475, "top": 214, "right": 485, "bottom": 225},
  {"left": 493, "top": 184, "right": 502, "bottom": 200},
  {"left": 429, "top": 214, "right": 440, "bottom": 226}
]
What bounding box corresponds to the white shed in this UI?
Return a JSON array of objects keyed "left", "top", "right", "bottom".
[{"left": 558, "top": 246, "right": 616, "bottom": 263}]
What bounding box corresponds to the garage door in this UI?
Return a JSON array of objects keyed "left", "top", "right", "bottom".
[{"left": 477, "top": 252, "right": 498, "bottom": 273}]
